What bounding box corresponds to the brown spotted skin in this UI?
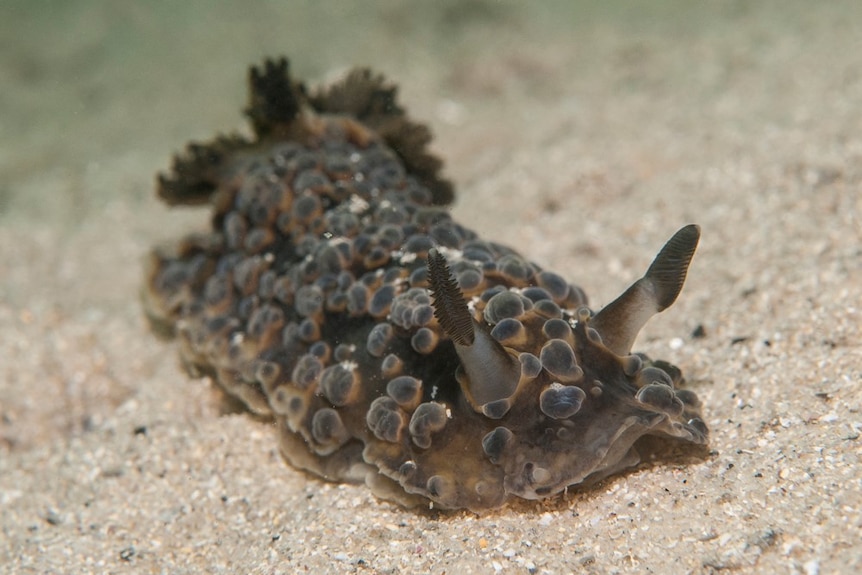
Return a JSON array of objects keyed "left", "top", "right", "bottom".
[{"left": 144, "top": 58, "right": 708, "bottom": 511}]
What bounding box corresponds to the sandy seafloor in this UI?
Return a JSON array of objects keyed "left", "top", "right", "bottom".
[{"left": 1, "top": 1, "right": 860, "bottom": 573}]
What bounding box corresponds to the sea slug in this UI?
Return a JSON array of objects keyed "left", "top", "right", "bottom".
[{"left": 143, "top": 58, "right": 708, "bottom": 511}]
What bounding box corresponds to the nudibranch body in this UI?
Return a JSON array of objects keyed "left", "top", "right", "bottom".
[{"left": 144, "top": 58, "right": 708, "bottom": 511}]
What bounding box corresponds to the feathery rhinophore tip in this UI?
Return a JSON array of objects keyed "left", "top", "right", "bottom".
[
  {"left": 591, "top": 225, "right": 700, "bottom": 356},
  {"left": 645, "top": 224, "right": 700, "bottom": 311},
  {"left": 427, "top": 248, "right": 475, "bottom": 346}
]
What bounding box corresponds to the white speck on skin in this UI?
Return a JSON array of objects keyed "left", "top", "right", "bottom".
[{"left": 348, "top": 194, "right": 370, "bottom": 214}]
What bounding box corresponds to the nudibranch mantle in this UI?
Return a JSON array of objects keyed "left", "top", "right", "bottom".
[{"left": 144, "top": 58, "right": 708, "bottom": 511}]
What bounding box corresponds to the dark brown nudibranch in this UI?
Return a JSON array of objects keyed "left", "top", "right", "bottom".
[{"left": 144, "top": 57, "right": 708, "bottom": 511}]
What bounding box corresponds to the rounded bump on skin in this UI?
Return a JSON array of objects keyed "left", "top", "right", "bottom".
[
  {"left": 562, "top": 284, "right": 588, "bottom": 309},
  {"left": 408, "top": 266, "right": 427, "bottom": 287},
  {"left": 204, "top": 274, "right": 233, "bottom": 310},
  {"left": 480, "top": 284, "right": 506, "bottom": 303},
  {"left": 541, "top": 318, "right": 573, "bottom": 342},
  {"left": 411, "top": 327, "right": 439, "bottom": 354},
  {"left": 540, "top": 382, "right": 587, "bottom": 420},
  {"left": 291, "top": 192, "right": 322, "bottom": 223},
  {"left": 254, "top": 360, "right": 281, "bottom": 390},
  {"left": 269, "top": 386, "right": 307, "bottom": 429},
  {"left": 374, "top": 223, "right": 405, "bottom": 248},
  {"left": 481, "top": 398, "right": 512, "bottom": 420},
  {"left": 409, "top": 402, "right": 448, "bottom": 449},
  {"left": 623, "top": 354, "right": 644, "bottom": 376},
  {"left": 298, "top": 317, "right": 321, "bottom": 342},
  {"left": 482, "top": 426, "right": 513, "bottom": 464},
  {"left": 676, "top": 389, "right": 702, "bottom": 408},
  {"left": 293, "top": 169, "right": 332, "bottom": 195},
  {"left": 411, "top": 304, "right": 435, "bottom": 327},
  {"left": 403, "top": 233, "right": 435, "bottom": 257},
  {"left": 380, "top": 353, "right": 404, "bottom": 378},
  {"left": 194, "top": 320, "right": 228, "bottom": 357},
  {"left": 272, "top": 277, "right": 296, "bottom": 306},
  {"left": 519, "top": 352, "right": 543, "bottom": 379},
  {"left": 366, "top": 323, "right": 394, "bottom": 357},
  {"left": 236, "top": 296, "right": 259, "bottom": 326},
  {"left": 333, "top": 343, "right": 355, "bottom": 362},
  {"left": 533, "top": 299, "right": 563, "bottom": 319},
  {"left": 530, "top": 465, "right": 552, "bottom": 485},
  {"left": 244, "top": 227, "right": 275, "bottom": 253},
  {"left": 225, "top": 335, "right": 245, "bottom": 366},
  {"left": 224, "top": 212, "right": 247, "bottom": 251},
  {"left": 483, "top": 291, "right": 532, "bottom": 324},
  {"left": 455, "top": 268, "right": 483, "bottom": 292},
  {"left": 497, "top": 254, "right": 532, "bottom": 283},
  {"left": 636, "top": 383, "right": 685, "bottom": 416},
  {"left": 652, "top": 360, "right": 683, "bottom": 385},
  {"left": 294, "top": 285, "right": 324, "bottom": 317},
  {"left": 347, "top": 283, "right": 370, "bottom": 315},
  {"left": 386, "top": 375, "right": 422, "bottom": 409},
  {"left": 326, "top": 211, "right": 360, "bottom": 238},
  {"left": 490, "top": 318, "right": 526, "bottom": 346},
  {"left": 535, "top": 271, "right": 570, "bottom": 302},
  {"left": 426, "top": 474, "right": 454, "bottom": 499},
  {"left": 309, "top": 340, "right": 331, "bottom": 361},
  {"left": 291, "top": 353, "right": 322, "bottom": 389},
  {"left": 636, "top": 366, "right": 674, "bottom": 389},
  {"left": 576, "top": 307, "right": 591, "bottom": 324},
  {"left": 398, "top": 460, "right": 417, "bottom": 479},
  {"left": 521, "top": 286, "right": 553, "bottom": 303},
  {"left": 366, "top": 396, "right": 405, "bottom": 443},
  {"left": 687, "top": 417, "right": 709, "bottom": 439},
  {"left": 311, "top": 407, "right": 350, "bottom": 449},
  {"left": 319, "top": 363, "right": 359, "bottom": 406},
  {"left": 389, "top": 288, "right": 433, "bottom": 330},
  {"left": 539, "top": 339, "right": 583, "bottom": 382},
  {"left": 315, "top": 245, "right": 348, "bottom": 276},
  {"left": 368, "top": 284, "right": 397, "bottom": 317},
  {"left": 257, "top": 270, "right": 277, "bottom": 300},
  {"left": 384, "top": 265, "right": 408, "bottom": 285},
  {"left": 236, "top": 258, "right": 267, "bottom": 297},
  {"left": 375, "top": 265, "right": 405, "bottom": 291}
]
